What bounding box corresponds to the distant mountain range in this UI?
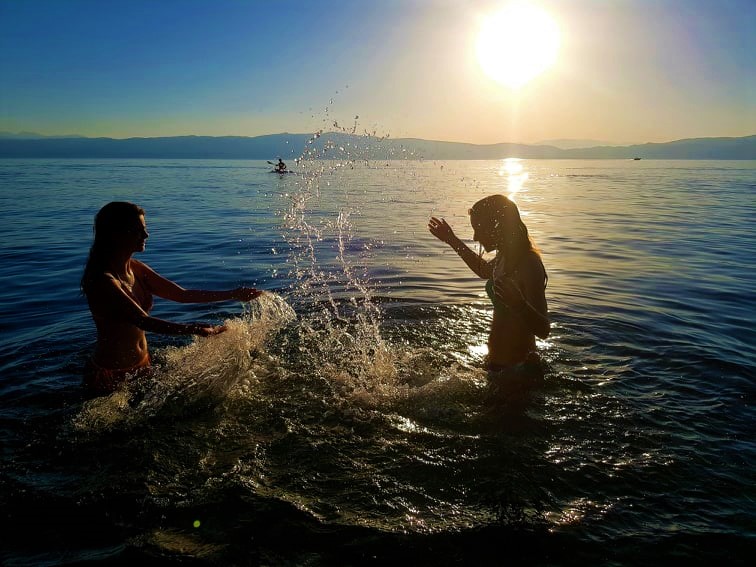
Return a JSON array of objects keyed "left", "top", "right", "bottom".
[
  {"left": 533, "top": 138, "right": 624, "bottom": 149},
  {"left": 0, "top": 131, "right": 87, "bottom": 139},
  {"left": 0, "top": 132, "right": 753, "bottom": 159}
]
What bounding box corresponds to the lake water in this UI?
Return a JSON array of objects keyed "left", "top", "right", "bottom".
[{"left": 0, "top": 156, "right": 754, "bottom": 565}]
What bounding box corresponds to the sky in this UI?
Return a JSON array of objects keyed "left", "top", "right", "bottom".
[{"left": 1, "top": 0, "right": 754, "bottom": 145}]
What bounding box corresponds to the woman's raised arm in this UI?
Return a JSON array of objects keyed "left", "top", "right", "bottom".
[{"left": 428, "top": 217, "right": 493, "bottom": 279}]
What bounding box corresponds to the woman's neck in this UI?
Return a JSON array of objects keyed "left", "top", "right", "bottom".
[{"left": 107, "top": 251, "right": 133, "bottom": 279}]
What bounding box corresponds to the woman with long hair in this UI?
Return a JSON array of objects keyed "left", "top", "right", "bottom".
[
  {"left": 81, "top": 201, "right": 262, "bottom": 393},
  {"left": 428, "top": 194, "right": 549, "bottom": 371}
]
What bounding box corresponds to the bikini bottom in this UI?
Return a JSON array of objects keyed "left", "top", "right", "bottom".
[
  {"left": 486, "top": 351, "right": 543, "bottom": 374},
  {"left": 84, "top": 352, "right": 151, "bottom": 394}
]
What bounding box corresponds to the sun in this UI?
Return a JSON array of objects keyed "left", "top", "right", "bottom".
[{"left": 476, "top": 2, "right": 560, "bottom": 89}]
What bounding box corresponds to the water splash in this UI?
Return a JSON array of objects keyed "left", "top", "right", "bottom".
[
  {"left": 71, "top": 293, "right": 296, "bottom": 434},
  {"left": 277, "top": 114, "right": 403, "bottom": 379}
]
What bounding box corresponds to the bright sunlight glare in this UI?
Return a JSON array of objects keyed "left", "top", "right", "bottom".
[
  {"left": 476, "top": 2, "right": 560, "bottom": 88},
  {"left": 498, "top": 158, "right": 529, "bottom": 196}
]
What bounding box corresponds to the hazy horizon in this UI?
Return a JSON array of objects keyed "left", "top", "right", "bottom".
[
  {"left": 1, "top": 0, "right": 754, "bottom": 145},
  {"left": 2, "top": 129, "right": 754, "bottom": 149}
]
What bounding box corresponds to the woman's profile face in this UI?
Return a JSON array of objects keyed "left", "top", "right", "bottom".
[
  {"left": 471, "top": 214, "right": 497, "bottom": 252},
  {"left": 125, "top": 214, "right": 149, "bottom": 253}
]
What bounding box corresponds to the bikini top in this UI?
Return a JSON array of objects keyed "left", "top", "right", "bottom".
[
  {"left": 486, "top": 253, "right": 514, "bottom": 315},
  {"left": 486, "top": 278, "right": 511, "bottom": 315},
  {"left": 127, "top": 272, "right": 153, "bottom": 313},
  {"left": 110, "top": 265, "right": 153, "bottom": 313}
]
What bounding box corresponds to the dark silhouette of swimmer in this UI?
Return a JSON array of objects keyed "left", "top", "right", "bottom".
[
  {"left": 80, "top": 201, "right": 263, "bottom": 393},
  {"left": 428, "top": 195, "right": 549, "bottom": 371}
]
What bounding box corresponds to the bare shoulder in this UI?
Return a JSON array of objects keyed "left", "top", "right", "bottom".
[
  {"left": 86, "top": 272, "right": 122, "bottom": 307},
  {"left": 130, "top": 258, "right": 159, "bottom": 281},
  {"left": 91, "top": 270, "right": 119, "bottom": 291},
  {"left": 130, "top": 258, "right": 150, "bottom": 273}
]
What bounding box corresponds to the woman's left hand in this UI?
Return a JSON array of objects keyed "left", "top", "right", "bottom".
[
  {"left": 232, "top": 287, "right": 264, "bottom": 301},
  {"left": 428, "top": 217, "right": 457, "bottom": 245}
]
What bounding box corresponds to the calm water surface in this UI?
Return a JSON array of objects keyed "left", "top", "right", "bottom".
[{"left": 0, "top": 157, "right": 754, "bottom": 565}]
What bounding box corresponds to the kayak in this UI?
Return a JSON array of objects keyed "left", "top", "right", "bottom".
[{"left": 270, "top": 169, "right": 293, "bottom": 174}]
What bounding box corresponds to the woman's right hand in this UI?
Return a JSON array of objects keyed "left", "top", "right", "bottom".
[
  {"left": 428, "top": 216, "right": 456, "bottom": 245},
  {"left": 231, "top": 287, "right": 264, "bottom": 301},
  {"left": 189, "top": 323, "right": 227, "bottom": 337}
]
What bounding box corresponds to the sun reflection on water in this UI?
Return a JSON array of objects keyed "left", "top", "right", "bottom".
[
  {"left": 545, "top": 498, "right": 615, "bottom": 529},
  {"left": 468, "top": 342, "right": 488, "bottom": 360},
  {"left": 498, "top": 158, "right": 529, "bottom": 197}
]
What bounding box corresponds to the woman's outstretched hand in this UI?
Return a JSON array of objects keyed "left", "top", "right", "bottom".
[
  {"left": 231, "top": 287, "right": 264, "bottom": 301},
  {"left": 428, "top": 217, "right": 457, "bottom": 245},
  {"left": 190, "top": 323, "right": 227, "bottom": 337}
]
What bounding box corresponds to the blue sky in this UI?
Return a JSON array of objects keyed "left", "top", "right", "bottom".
[{"left": 1, "top": 0, "right": 754, "bottom": 144}]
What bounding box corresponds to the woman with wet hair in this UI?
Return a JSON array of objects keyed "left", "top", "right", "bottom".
[
  {"left": 81, "top": 201, "right": 262, "bottom": 394},
  {"left": 428, "top": 194, "right": 549, "bottom": 371}
]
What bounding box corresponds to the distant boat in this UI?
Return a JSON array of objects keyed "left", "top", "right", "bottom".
[{"left": 633, "top": 157, "right": 642, "bottom": 160}]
